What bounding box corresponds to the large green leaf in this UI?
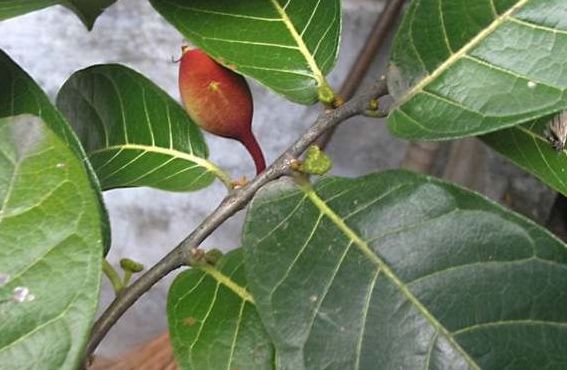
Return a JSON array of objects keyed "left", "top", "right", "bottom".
[
  {"left": 387, "top": 0, "right": 567, "bottom": 140},
  {"left": 0, "top": 0, "right": 116, "bottom": 29},
  {"left": 0, "top": 50, "right": 80, "bottom": 156},
  {"left": 244, "top": 171, "right": 567, "bottom": 370},
  {"left": 57, "top": 64, "right": 227, "bottom": 192},
  {"left": 0, "top": 49, "right": 110, "bottom": 252},
  {"left": 168, "top": 249, "right": 275, "bottom": 370},
  {"left": 149, "top": 0, "right": 341, "bottom": 104},
  {"left": 0, "top": 115, "right": 103, "bottom": 370},
  {"left": 482, "top": 116, "right": 567, "bottom": 197}
]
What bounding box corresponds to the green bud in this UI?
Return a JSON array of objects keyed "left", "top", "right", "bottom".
[
  {"left": 300, "top": 146, "right": 332, "bottom": 176},
  {"left": 369, "top": 98, "right": 379, "bottom": 111},
  {"left": 205, "top": 249, "right": 224, "bottom": 266},
  {"left": 120, "top": 258, "right": 144, "bottom": 273},
  {"left": 317, "top": 83, "right": 336, "bottom": 105}
]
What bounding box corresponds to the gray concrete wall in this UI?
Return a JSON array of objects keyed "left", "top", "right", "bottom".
[{"left": 0, "top": 0, "right": 403, "bottom": 356}]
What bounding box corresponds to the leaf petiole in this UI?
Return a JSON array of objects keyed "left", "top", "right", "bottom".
[
  {"left": 102, "top": 259, "right": 124, "bottom": 295},
  {"left": 205, "top": 161, "right": 233, "bottom": 190}
]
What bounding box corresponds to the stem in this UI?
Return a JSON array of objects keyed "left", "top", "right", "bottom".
[
  {"left": 122, "top": 271, "right": 133, "bottom": 287},
  {"left": 240, "top": 131, "right": 266, "bottom": 175},
  {"left": 206, "top": 160, "right": 233, "bottom": 190},
  {"left": 102, "top": 259, "right": 123, "bottom": 294},
  {"left": 84, "top": 80, "right": 389, "bottom": 362}
]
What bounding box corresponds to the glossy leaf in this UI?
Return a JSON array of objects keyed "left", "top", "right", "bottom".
[
  {"left": 0, "top": 50, "right": 81, "bottom": 158},
  {"left": 387, "top": 0, "right": 567, "bottom": 140},
  {"left": 149, "top": 0, "right": 341, "bottom": 104},
  {"left": 0, "top": 115, "right": 103, "bottom": 370},
  {"left": 0, "top": 49, "right": 110, "bottom": 252},
  {"left": 57, "top": 64, "right": 226, "bottom": 192},
  {"left": 244, "top": 171, "right": 567, "bottom": 370},
  {"left": 0, "top": 0, "right": 116, "bottom": 30},
  {"left": 168, "top": 249, "right": 275, "bottom": 370},
  {"left": 482, "top": 115, "right": 567, "bottom": 196}
]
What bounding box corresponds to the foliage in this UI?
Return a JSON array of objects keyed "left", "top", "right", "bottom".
[
  {"left": 168, "top": 249, "right": 274, "bottom": 370},
  {"left": 57, "top": 64, "right": 222, "bottom": 191},
  {"left": 149, "top": 0, "right": 341, "bottom": 104},
  {"left": 244, "top": 171, "right": 567, "bottom": 369},
  {"left": 0, "top": 0, "right": 116, "bottom": 29},
  {"left": 0, "top": 50, "right": 111, "bottom": 250},
  {"left": 2, "top": 1, "right": 567, "bottom": 369},
  {"left": 0, "top": 115, "right": 103, "bottom": 370},
  {"left": 388, "top": 0, "right": 567, "bottom": 140}
]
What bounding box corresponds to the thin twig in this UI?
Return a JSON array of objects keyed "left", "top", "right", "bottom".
[
  {"left": 317, "top": 0, "right": 406, "bottom": 148},
  {"left": 84, "top": 80, "right": 389, "bottom": 361}
]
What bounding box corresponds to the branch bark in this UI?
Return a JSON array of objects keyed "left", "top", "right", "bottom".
[{"left": 85, "top": 79, "right": 389, "bottom": 361}]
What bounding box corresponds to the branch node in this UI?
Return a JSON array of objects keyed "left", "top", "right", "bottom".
[{"left": 190, "top": 248, "right": 206, "bottom": 263}]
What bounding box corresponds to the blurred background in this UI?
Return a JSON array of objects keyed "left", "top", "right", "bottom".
[{"left": 0, "top": 0, "right": 559, "bottom": 360}]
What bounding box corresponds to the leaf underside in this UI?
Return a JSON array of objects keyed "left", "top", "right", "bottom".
[
  {"left": 0, "top": 115, "right": 102, "bottom": 370},
  {"left": 168, "top": 249, "right": 275, "bottom": 370},
  {"left": 149, "top": 0, "right": 341, "bottom": 104},
  {"left": 387, "top": 0, "right": 567, "bottom": 140},
  {"left": 57, "top": 64, "right": 216, "bottom": 192},
  {"left": 0, "top": 49, "right": 110, "bottom": 251},
  {"left": 0, "top": 0, "right": 116, "bottom": 29},
  {"left": 482, "top": 115, "right": 567, "bottom": 198},
  {"left": 244, "top": 170, "right": 567, "bottom": 370}
]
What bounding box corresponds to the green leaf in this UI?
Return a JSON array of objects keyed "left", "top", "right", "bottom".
[
  {"left": 0, "top": 0, "right": 116, "bottom": 30},
  {"left": 482, "top": 115, "right": 567, "bottom": 196},
  {"left": 387, "top": 0, "right": 567, "bottom": 140},
  {"left": 168, "top": 249, "right": 275, "bottom": 370},
  {"left": 0, "top": 49, "right": 110, "bottom": 252},
  {"left": 0, "top": 115, "right": 103, "bottom": 370},
  {"left": 0, "top": 50, "right": 80, "bottom": 157},
  {"left": 244, "top": 171, "right": 567, "bottom": 370},
  {"left": 149, "top": 0, "right": 341, "bottom": 105},
  {"left": 57, "top": 64, "right": 229, "bottom": 192}
]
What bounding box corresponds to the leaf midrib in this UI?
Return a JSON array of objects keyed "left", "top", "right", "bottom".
[
  {"left": 395, "top": 0, "right": 530, "bottom": 107},
  {"left": 300, "top": 184, "right": 481, "bottom": 369},
  {"left": 199, "top": 264, "right": 254, "bottom": 303},
  {"left": 174, "top": 261, "right": 257, "bottom": 369},
  {"left": 269, "top": 0, "right": 325, "bottom": 87},
  {"left": 89, "top": 143, "right": 223, "bottom": 179}
]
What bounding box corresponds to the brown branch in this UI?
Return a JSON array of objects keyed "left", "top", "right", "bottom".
[
  {"left": 84, "top": 80, "right": 389, "bottom": 362},
  {"left": 400, "top": 141, "right": 441, "bottom": 173},
  {"left": 317, "top": 0, "right": 406, "bottom": 148}
]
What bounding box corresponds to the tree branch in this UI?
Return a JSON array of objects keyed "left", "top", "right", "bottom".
[{"left": 84, "top": 79, "right": 389, "bottom": 361}]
